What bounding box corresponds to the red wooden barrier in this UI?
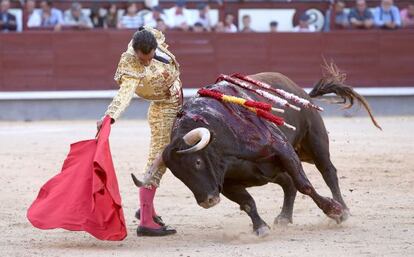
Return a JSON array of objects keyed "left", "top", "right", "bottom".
[{"left": 1, "top": 30, "right": 413, "bottom": 91}]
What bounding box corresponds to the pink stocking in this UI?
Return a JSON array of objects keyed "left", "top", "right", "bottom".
[{"left": 139, "top": 186, "right": 161, "bottom": 229}]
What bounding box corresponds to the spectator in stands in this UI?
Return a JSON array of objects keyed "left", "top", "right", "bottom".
[
  {"left": 400, "top": 3, "right": 414, "bottom": 28},
  {"left": 144, "top": 5, "right": 167, "bottom": 29},
  {"left": 39, "top": 0, "right": 63, "bottom": 31},
  {"left": 269, "top": 21, "right": 278, "bottom": 32},
  {"left": 144, "top": 0, "right": 157, "bottom": 10},
  {"left": 194, "top": 3, "right": 212, "bottom": 31},
  {"left": 214, "top": 21, "right": 225, "bottom": 32},
  {"left": 118, "top": 2, "right": 143, "bottom": 29},
  {"left": 335, "top": 1, "right": 349, "bottom": 28},
  {"left": 165, "top": 0, "right": 192, "bottom": 31},
  {"left": 0, "top": 0, "right": 17, "bottom": 32},
  {"left": 348, "top": 0, "right": 374, "bottom": 29},
  {"left": 26, "top": 0, "right": 41, "bottom": 28},
  {"left": 192, "top": 21, "right": 204, "bottom": 32},
  {"left": 156, "top": 18, "right": 167, "bottom": 32},
  {"left": 241, "top": 14, "right": 254, "bottom": 32},
  {"left": 373, "top": 0, "right": 401, "bottom": 29},
  {"left": 105, "top": 3, "right": 118, "bottom": 29},
  {"left": 64, "top": 2, "right": 93, "bottom": 29},
  {"left": 90, "top": 4, "right": 106, "bottom": 28},
  {"left": 224, "top": 13, "right": 237, "bottom": 32},
  {"left": 293, "top": 13, "right": 316, "bottom": 32}
]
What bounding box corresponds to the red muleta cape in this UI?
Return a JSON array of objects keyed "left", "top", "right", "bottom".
[{"left": 27, "top": 116, "right": 127, "bottom": 241}]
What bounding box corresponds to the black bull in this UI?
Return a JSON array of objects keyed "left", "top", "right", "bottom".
[{"left": 137, "top": 66, "right": 380, "bottom": 236}]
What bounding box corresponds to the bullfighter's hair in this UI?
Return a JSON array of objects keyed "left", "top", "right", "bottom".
[{"left": 132, "top": 30, "right": 158, "bottom": 55}]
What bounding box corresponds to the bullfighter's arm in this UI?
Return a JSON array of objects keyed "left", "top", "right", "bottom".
[
  {"left": 104, "top": 75, "right": 140, "bottom": 121},
  {"left": 104, "top": 52, "right": 145, "bottom": 122}
]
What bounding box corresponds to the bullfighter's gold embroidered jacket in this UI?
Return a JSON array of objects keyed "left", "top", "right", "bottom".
[{"left": 105, "top": 26, "right": 181, "bottom": 121}]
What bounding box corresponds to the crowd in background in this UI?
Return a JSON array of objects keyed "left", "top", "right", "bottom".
[
  {"left": 1, "top": 0, "right": 414, "bottom": 32},
  {"left": 335, "top": 0, "right": 414, "bottom": 29}
]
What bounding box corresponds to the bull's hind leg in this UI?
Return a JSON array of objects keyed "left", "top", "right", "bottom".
[
  {"left": 304, "top": 125, "right": 350, "bottom": 221},
  {"left": 274, "top": 144, "right": 346, "bottom": 223},
  {"left": 315, "top": 159, "right": 349, "bottom": 222},
  {"left": 273, "top": 173, "right": 297, "bottom": 225},
  {"left": 222, "top": 183, "right": 270, "bottom": 237}
]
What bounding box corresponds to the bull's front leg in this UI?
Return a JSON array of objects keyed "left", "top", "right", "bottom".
[
  {"left": 274, "top": 144, "right": 346, "bottom": 223},
  {"left": 222, "top": 182, "right": 270, "bottom": 237}
]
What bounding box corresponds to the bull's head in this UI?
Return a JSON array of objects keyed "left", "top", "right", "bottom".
[{"left": 163, "top": 127, "right": 223, "bottom": 209}]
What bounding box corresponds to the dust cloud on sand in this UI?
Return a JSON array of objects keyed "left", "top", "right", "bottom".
[{"left": 0, "top": 117, "right": 413, "bottom": 257}]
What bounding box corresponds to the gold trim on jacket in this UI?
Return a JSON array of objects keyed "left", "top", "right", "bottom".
[{"left": 105, "top": 27, "right": 181, "bottom": 121}]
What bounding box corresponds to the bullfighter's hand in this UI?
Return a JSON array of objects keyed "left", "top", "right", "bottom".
[{"left": 97, "top": 116, "right": 115, "bottom": 135}]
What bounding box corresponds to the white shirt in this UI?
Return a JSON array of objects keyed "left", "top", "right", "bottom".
[
  {"left": 155, "top": 48, "right": 171, "bottom": 62},
  {"left": 195, "top": 14, "right": 212, "bottom": 29},
  {"left": 292, "top": 25, "right": 316, "bottom": 32},
  {"left": 224, "top": 24, "right": 237, "bottom": 33},
  {"left": 143, "top": 12, "right": 168, "bottom": 28},
  {"left": 120, "top": 14, "right": 143, "bottom": 29},
  {"left": 165, "top": 7, "right": 193, "bottom": 28},
  {"left": 27, "top": 10, "right": 41, "bottom": 27}
]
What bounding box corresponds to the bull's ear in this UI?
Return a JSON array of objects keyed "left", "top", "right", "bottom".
[{"left": 162, "top": 144, "right": 172, "bottom": 163}]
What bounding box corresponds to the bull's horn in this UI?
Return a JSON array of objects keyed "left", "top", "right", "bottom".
[
  {"left": 131, "top": 173, "right": 145, "bottom": 187},
  {"left": 131, "top": 152, "right": 164, "bottom": 188},
  {"left": 177, "top": 127, "right": 211, "bottom": 154}
]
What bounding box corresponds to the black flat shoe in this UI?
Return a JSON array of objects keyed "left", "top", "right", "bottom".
[
  {"left": 136, "top": 226, "right": 177, "bottom": 237},
  {"left": 135, "top": 209, "right": 165, "bottom": 227}
]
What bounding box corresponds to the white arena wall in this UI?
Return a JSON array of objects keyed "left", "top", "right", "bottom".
[{"left": 0, "top": 88, "right": 413, "bottom": 121}]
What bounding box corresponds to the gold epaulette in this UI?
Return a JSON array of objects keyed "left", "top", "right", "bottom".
[{"left": 114, "top": 52, "right": 146, "bottom": 85}]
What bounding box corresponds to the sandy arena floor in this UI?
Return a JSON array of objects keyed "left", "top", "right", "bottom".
[{"left": 0, "top": 116, "right": 413, "bottom": 257}]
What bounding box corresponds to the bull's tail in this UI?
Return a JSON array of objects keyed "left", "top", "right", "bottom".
[{"left": 309, "top": 60, "right": 382, "bottom": 130}]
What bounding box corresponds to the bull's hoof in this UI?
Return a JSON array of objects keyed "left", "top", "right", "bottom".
[
  {"left": 254, "top": 225, "right": 271, "bottom": 237},
  {"left": 324, "top": 198, "right": 346, "bottom": 224},
  {"left": 339, "top": 208, "right": 351, "bottom": 222},
  {"left": 274, "top": 214, "right": 292, "bottom": 226}
]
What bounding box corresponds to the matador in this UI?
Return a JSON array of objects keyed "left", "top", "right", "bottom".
[{"left": 97, "top": 26, "right": 181, "bottom": 237}]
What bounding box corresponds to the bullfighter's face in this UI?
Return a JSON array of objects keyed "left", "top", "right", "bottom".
[{"left": 135, "top": 49, "right": 155, "bottom": 67}]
